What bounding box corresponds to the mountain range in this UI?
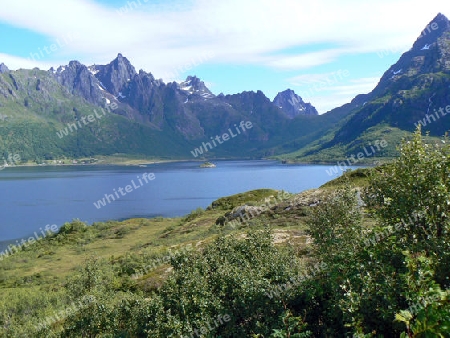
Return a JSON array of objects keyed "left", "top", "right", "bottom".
[{"left": 0, "top": 13, "right": 449, "bottom": 163}]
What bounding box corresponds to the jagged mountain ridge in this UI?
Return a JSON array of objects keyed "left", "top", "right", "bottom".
[
  {"left": 51, "top": 54, "right": 329, "bottom": 146},
  {"left": 51, "top": 55, "right": 318, "bottom": 138},
  {"left": 0, "top": 56, "right": 331, "bottom": 160}
]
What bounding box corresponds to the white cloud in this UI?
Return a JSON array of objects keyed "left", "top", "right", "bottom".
[{"left": 0, "top": 0, "right": 448, "bottom": 75}]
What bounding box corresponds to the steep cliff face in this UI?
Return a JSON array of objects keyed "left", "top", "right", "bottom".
[
  {"left": 120, "top": 70, "right": 166, "bottom": 126},
  {"left": 53, "top": 61, "right": 105, "bottom": 106},
  {"left": 92, "top": 53, "right": 137, "bottom": 97},
  {"left": 0, "top": 63, "right": 9, "bottom": 74}
]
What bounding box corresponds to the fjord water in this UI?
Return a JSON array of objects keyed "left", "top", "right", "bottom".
[{"left": 0, "top": 160, "right": 350, "bottom": 243}]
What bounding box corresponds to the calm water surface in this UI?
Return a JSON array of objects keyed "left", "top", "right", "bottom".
[{"left": 0, "top": 160, "right": 349, "bottom": 243}]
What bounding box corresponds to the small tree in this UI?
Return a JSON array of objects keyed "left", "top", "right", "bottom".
[
  {"left": 307, "top": 183, "right": 363, "bottom": 265},
  {"left": 361, "top": 127, "right": 450, "bottom": 335},
  {"left": 304, "top": 183, "right": 363, "bottom": 336},
  {"left": 62, "top": 256, "right": 117, "bottom": 337},
  {"left": 364, "top": 127, "right": 450, "bottom": 255}
]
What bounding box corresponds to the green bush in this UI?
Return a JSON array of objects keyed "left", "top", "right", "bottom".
[{"left": 58, "top": 220, "right": 88, "bottom": 235}]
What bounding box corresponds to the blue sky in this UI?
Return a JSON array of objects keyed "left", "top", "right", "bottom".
[{"left": 0, "top": 0, "right": 449, "bottom": 113}]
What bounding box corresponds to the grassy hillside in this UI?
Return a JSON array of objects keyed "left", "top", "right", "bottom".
[{"left": 275, "top": 123, "right": 445, "bottom": 165}]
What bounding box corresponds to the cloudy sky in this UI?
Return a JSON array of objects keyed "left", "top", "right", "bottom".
[{"left": 1, "top": 0, "right": 449, "bottom": 113}]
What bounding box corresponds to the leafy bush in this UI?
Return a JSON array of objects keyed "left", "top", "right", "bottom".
[
  {"left": 58, "top": 220, "right": 88, "bottom": 235},
  {"left": 144, "top": 229, "right": 305, "bottom": 337}
]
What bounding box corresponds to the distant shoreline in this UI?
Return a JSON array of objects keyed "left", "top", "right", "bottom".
[
  {"left": 2, "top": 157, "right": 186, "bottom": 169},
  {"left": 2, "top": 156, "right": 268, "bottom": 169},
  {"left": 1, "top": 155, "right": 387, "bottom": 171}
]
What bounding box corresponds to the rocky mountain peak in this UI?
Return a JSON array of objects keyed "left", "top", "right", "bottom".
[
  {"left": 55, "top": 60, "right": 86, "bottom": 75},
  {"left": 0, "top": 63, "right": 9, "bottom": 73},
  {"left": 376, "top": 13, "right": 450, "bottom": 87},
  {"left": 53, "top": 59, "right": 105, "bottom": 105},
  {"left": 94, "top": 53, "right": 137, "bottom": 96},
  {"left": 273, "top": 89, "right": 318, "bottom": 118},
  {"left": 411, "top": 13, "right": 450, "bottom": 51},
  {"left": 179, "top": 76, "right": 214, "bottom": 98},
  {"left": 68, "top": 60, "right": 83, "bottom": 68}
]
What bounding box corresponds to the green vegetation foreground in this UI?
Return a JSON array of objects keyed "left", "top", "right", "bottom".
[{"left": 1, "top": 129, "right": 449, "bottom": 337}]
